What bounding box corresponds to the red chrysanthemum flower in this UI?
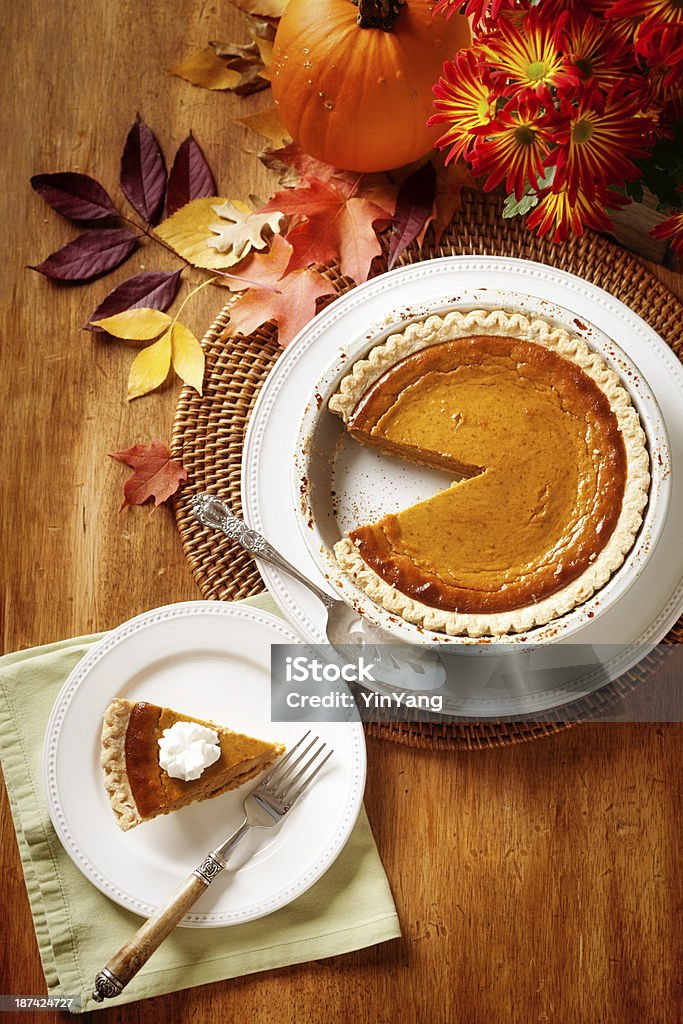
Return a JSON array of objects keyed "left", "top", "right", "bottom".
[
  {"left": 558, "top": 14, "right": 638, "bottom": 93},
  {"left": 651, "top": 209, "right": 683, "bottom": 255},
  {"left": 607, "top": 0, "right": 683, "bottom": 29},
  {"left": 637, "top": 24, "right": 683, "bottom": 91},
  {"left": 547, "top": 83, "right": 657, "bottom": 202},
  {"left": 526, "top": 186, "right": 614, "bottom": 243},
  {"left": 430, "top": 50, "right": 495, "bottom": 165},
  {"left": 433, "top": 0, "right": 519, "bottom": 27},
  {"left": 470, "top": 97, "right": 553, "bottom": 199},
  {"left": 541, "top": 0, "right": 613, "bottom": 16},
  {"left": 480, "top": 8, "right": 572, "bottom": 98}
]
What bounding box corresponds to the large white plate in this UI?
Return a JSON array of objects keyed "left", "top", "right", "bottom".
[
  {"left": 43, "top": 602, "right": 366, "bottom": 927},
  {"left": 242, "top": 260, "right": 683, "bottom": 698}
]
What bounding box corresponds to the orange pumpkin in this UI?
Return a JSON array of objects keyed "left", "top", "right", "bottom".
[{"left": 271, "top": 0, "right": 471, "bottom": 173}]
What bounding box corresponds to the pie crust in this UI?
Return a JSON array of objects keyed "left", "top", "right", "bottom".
[
  {"left": 101, "top": 698, "right": 283, "bottom": 830},
  {"left": 329, "top": 309, "right": 650, "bottom": 636}
]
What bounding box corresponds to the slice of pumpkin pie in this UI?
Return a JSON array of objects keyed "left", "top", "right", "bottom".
[{"left": 101, "top": 698, "right": 284, "bottom": 831}]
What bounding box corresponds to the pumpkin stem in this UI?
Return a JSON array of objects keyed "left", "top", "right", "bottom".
[{"left": 354, "top": 0, "right": 405, "bottom": 31}]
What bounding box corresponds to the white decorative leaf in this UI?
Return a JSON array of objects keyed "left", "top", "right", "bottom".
[{"left": 207, "top": 199, "right": 284, "bottom": 261}]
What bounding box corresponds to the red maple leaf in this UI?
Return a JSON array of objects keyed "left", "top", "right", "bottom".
[
  {"left": 110, "top": 439, "right": 188, "bottom": 510},
  {"left": 264, "top": 143, "right": 399, "bottom": 211},
  {"left": 223, "top": 234, "right": 336, "bottom": 348},
  {"left": 262, "top": 175, "right": 395, "bottom": 284}
]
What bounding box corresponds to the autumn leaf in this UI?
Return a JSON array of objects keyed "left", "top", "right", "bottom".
[
  {"left": 86, "top": 270, "right": 182, "bottom": 330},
  {"left": 30, "top": 172, "right": 119, "bottom": 222},
  {"left": 261, "top": 143, "right": 398, "bottom": 214},
  {"left": 169, "top": 321, "right": 204, "bottom": 394},
  {"left": 206, "top": 41, "right": 270, "bottom": 94},
  {"left": 253, "top": 35, "right": 273, "bottom": 71},
  {"left": 166, "top": 134, "right": 217, "bottom": 216},
  {"left": 29, "top": 229, "right": 139, "bottom": 282},
  {"left": 229, "top": 0, "right": 288, "bottom": 17},
  {"left": 231, "top": 64, "right": 271, "bottom": 96},
  {"left": 120, "top": 116, "right": 167, "bottom": 224},
  {"left": 260, "top": 143, "right": 341, "bottom": 188},
  {"left": 168, "top": 47, "right": 242, "bottom": 90},
  {"left": 388, "top": 162, "right": 437, "bottom": 270},
  {"left": 262, "top": 178, "right": 391, "bottom": 284},
  {"left": 127, "top": 331, "right": 172, "bottom": 399},
  {"left": 156, "top": 197, "right": 282, "bottom": 269},
  {"left": 224, "top": 234, "right": 335, "bottom": 347},
  {"left": 234, "top": 106, "right": 290, "bottom": 149},
  {"left": 208, "top": 200, "right": 283, "bottom": 261},
  {"left": 110, "top": 439, "right": 188, "bottom": 509},
  {"left": 156, "top": 197, "right": 229, "bottom": 268},
  {"left": 417, "top": 158, "right": 474, "bottom": 250},
  {"left": 92, "top": 307, "right": 172, "bottom": 339},
  {"left": 96, "top": 302, "right": 205, "bottom": 399}
]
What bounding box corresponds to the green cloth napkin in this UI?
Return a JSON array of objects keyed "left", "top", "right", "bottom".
[{"left": 0, "top": 595, "right": 400, "bottom": 1013}]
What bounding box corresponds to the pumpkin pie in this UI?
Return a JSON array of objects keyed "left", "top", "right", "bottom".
[
  {"left": 329, "top": 310, "right": 650, "bottom": 636},
  {"left": 101, "top": 698, "right": 284, "bottom": 831}
]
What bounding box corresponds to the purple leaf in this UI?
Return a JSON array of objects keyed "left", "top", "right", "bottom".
[
  {"left": 387, "top": 162, "right": 437, "bottom": 271},
  {"left": 30, "top": 172, "right": 119, "bottom": 222},
  {"left": 29, "top": 229, "right": 139, "bottom": 283},
  {"left": 120, "top": 116, "right": 167, "bottom": 224},
  {"left": 165, "top": 133, "right": 217, "bottom": 216},
  {"left": 85, "top": 269, "right": 183, "bottom": 330}
]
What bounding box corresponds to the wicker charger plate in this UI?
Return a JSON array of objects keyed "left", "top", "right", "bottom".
[{"left": 172, "top": 190, "right": 683, "bottom": 750}]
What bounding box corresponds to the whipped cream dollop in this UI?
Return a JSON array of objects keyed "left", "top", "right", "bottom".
[{"left": 158, "top": 721, "right": 221, "bottom": 782}]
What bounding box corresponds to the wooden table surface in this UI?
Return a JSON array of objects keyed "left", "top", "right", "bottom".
[{"left": 2, "top": 3, "right": 681, "bottom": 1021}]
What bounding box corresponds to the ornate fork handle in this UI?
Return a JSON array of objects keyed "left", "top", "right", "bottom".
[
  {"left": 191, "top": 494, "right": 335, "bottom": 610},
  {"left": 220, "top": 515, "right": 270, "bottom": 557}
]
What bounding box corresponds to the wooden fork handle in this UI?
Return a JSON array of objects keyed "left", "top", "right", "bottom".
[{"left": 91, "top": 853, "right": 225, "bottom": 1002}]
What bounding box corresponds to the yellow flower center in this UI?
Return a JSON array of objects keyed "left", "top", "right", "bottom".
[
  {"left": 476, "top": 97, "right": 490, "bottom": 120},
  {"left": 571, "top": 119, "right": 594, "bottom": 145},
  {"left": 526, "top": 60, "right": 548, "bottom": 82}
]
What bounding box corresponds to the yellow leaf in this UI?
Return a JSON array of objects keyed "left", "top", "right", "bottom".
[
  {"left": 234, "top": 106, "right": 290, "bottom": 149},
  {"left": 93, "top": 308, "right": 172, "bottom": 340},
  {"left": 167, "top": 47, "right": 241, "bottom": 90},
  {"left": 230, "top": 0, "right": 288, "bottom": 16},
  {"left": 170, "top": 322, "right": 205, "bottom": 395},
  {"left": 155, "top": 197, "right": 246, "bottom": 270},
  {"left": 251, "top": 34, "right": 273, "bottom": 69},
  {"left": 128, "top": 330, "right": 172, "bottom": 400}
]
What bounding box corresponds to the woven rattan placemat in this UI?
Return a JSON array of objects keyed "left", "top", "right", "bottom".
[{"left": 172, "top": 190, "right": 683, "bottom": 749}]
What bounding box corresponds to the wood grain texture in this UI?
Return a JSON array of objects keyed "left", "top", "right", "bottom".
[{"left": 1, "top": 2, "right": 681, "bottom": 1022}]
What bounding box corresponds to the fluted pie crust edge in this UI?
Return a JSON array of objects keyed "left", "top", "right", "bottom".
[{"left": 100, "top": 698, "right": 142, "bottom": 831}]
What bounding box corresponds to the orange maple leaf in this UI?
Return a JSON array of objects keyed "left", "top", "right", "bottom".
[
  {"left": 110, "top": 439, "right": 188, "bottom": 510},
  {"left": 262, "top": 176, "right": 395, "bottom": 284},
  {"left": 224, "top": 234, "right": 336, "bottom": 347}
]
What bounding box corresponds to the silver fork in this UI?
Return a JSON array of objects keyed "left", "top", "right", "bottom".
[
  {"left": 191, "top": 493, "right": 445, "bottom": 691},
  {"left": 92, "top": 733, "right": 332, "bottom": 1003}
]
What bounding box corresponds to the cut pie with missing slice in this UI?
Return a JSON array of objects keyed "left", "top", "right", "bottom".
[
  {"left": 329, "top": 309, "right": 650, "bottom": 637},
  {"left": 101, "top": 698, "right": 284, "bottom": 831}
]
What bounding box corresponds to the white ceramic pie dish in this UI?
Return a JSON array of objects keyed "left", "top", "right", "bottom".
[{"left": 292, "top": 291, "right": 671, "bottom": 646}]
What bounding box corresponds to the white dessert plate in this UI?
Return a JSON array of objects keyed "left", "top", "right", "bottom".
[
  {"left": 241, "top": 258, "right": 683, "bottom": 703},
  {"left": 43, "top": 601, "right": 366, "bottom": 927}
]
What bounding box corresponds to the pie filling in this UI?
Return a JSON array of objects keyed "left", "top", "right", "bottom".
[
  {"left": 124, "top": 702, "right": 278, "bottom": 819},
  {"left": 344, "top": 335, "right": 628, "bottom": 615}
]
